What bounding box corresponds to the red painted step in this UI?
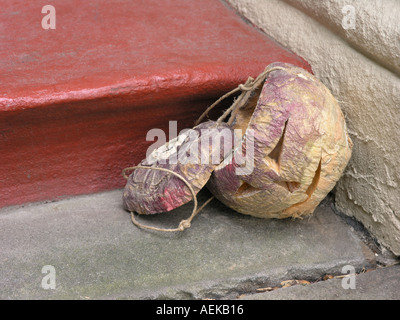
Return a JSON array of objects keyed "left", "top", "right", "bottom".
[{"left": 0, "top": 0, "right": 311, "bottom": 208}]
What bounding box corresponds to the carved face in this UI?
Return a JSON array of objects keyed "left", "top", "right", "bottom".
[{"left": 207, "top": 62, "right": 353, "bottom": 219}]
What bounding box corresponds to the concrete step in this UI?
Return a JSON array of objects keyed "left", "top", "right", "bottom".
[
  {"left": 239, "top": 264, "right": 400, "bottom": 300},
  {"left": 0, "top": 0, "right": 310, "bottom": 209},
  {"left": 0, "top": 189, "right": 385, "bottom": 300}
]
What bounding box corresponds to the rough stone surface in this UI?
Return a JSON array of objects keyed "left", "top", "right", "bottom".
[
  {"left": 240, "top": 264, "right": 400, "bottom": 300},
  {"left": 224, "top": 0, "right": 400, "bottom": 255},
  {"left": 0, "top": 190, "right": 375, "bottom": 299},
  {"left": 283, "top": 0, "right": 400, "bottom": 74}
]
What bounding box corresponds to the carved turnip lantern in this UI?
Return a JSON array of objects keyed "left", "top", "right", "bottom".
[{"left": 206, "top": 62, "right": 353, "bottom": 218}]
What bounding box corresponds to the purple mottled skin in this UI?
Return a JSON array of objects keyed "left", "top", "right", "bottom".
[
  {"left": 123, "top": 121, "right": 234, "bottom": 214},
  {"left": 207, "top": 62, "right": 352, "bottom": 219}
]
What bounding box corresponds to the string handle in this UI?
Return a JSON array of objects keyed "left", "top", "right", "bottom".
[{"left": 195, "top": 66, "right": 285, "bottom": 126}]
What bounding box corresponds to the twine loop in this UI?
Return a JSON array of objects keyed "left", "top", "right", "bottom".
[
  {"left": 195, "top": 66, "right": 284, "bottom": 126},
  {"left": 123, "top": 165, "right": 213, "bottom": 232}
]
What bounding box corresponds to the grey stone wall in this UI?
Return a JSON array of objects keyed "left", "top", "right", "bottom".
[{"left": 224, "top": 0, "right": 400, "bottom": 255}]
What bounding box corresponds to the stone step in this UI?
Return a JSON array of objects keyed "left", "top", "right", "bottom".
[
  {"left": 239, "top": 264, "right": 400, "bottom": 300},
  {"left": 0, "top": 190, "right": 377, "bottom": 299}
]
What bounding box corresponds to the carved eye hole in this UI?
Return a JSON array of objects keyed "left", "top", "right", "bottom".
[
  {"left": 267, "top": 119, "right": 288, "bottom": 168},
  {"left": 235, "top": 181, "right": 260, "bottom": 197},
  {"left": 276, "top": 181, "right": 301, "bottom": 193},
  {"left": 305, "top": 159, "right": 322, "bottom": 197}
]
